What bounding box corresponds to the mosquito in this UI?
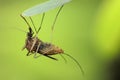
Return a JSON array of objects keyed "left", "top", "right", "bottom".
[{"left": 21, "top": 2, "right": 84, "bottom": 75}]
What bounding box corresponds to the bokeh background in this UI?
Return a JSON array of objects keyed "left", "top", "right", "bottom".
[{"left": 0, "top": 0, "right": 120, "bottom": 80}]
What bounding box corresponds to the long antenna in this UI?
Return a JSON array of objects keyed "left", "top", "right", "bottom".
[
  {"left": 51, "top": 5, "right": 64, "bottom": 42},
  {"left": 29, "top": 17, "right": 37, "bottom": 33},
  {"left": 63, "top": 53, "right": 85, "bottom": 75},
  {"left": 37, "top": 13, "right": 45, "bottom": 34}
]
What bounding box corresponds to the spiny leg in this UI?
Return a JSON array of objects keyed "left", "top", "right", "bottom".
[{"left": 51, "top": 5, "right": 64, "bottom": 43}]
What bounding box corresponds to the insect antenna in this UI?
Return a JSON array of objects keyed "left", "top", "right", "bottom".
[
  {"left": 51, "top": 5, "right": 64, "bottom": 42},
  {"left": 63, "top": 53, "right": 85, "bottom": 75}
]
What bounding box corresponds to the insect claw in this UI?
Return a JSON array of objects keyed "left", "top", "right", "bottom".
[
  {"left": 26, "top": 54, "right": 29, "bottom": 56},
  {"left": 26, "top": 52, "right": 31, "bottom": 56}
]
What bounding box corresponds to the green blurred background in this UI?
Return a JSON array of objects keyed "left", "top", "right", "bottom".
[{"left": 0, "top": 0, "right": 120, "bottom": 80}]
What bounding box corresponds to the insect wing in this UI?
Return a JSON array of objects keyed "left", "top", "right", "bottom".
[{"left": 22, "top": 0, "right": 72, "bottom": 17}]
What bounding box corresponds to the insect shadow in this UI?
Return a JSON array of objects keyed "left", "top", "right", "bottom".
[{"left": 21, "top": 5, "right": 84, "bottom": 75}]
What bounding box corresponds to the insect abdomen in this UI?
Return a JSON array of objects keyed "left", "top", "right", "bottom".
[{"left": 38, "top": 43, "right": 64, "bottom": 55}]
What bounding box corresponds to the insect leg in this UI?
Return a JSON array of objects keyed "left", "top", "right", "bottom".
[
  {"left": 51, "top": 5, "right": 64, "bottom": 42},
  {"left": 20, "top": 15, "right": 31, "bottom": 28},
  {"left": 34, "top": 42, "right": 41, "bottom": 58},
  {"left": 51, "top": 5, "right": 64, "bottom": 31},
  {"left": 29, "top": 13, "right": 45, "bottom": 51},
  {"left": 29, "top": 17, "right": 37, "bottom": 33},
  {"left": 30, "top": 37, "right": 37, "bottom": 52},
  {"left": 37, "top": 13, "right": 45, "bottom": 34},
  {"left": 43, "top": 54, "right": 58, "bottom": 61}
]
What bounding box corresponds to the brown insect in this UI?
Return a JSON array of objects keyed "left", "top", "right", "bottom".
[{"left": 21, "top": 6, "right": 84, "bottom": 75}]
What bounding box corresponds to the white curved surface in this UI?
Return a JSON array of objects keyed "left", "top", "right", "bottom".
[{"left": 22, "top": 0, "right": 71, "bottom": 17}]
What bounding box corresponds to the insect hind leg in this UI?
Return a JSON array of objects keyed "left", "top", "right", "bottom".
[
  {"left": 43, "top": 54, "right": 58, "bottom": 61},
  {"left": 51, "top": 5, "right": 64, "bottom": 43}
]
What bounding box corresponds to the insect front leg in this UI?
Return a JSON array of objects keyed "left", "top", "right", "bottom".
[
  {"left": 34, "top": 42, "right": 41, "bottom": 58},
  {"left": 30, "top": 37, "right": 37, "bottom": 52}
]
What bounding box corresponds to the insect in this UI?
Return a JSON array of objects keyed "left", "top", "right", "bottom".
[{"left": 21, "top": 0, "right": 84, "bottom": 75}]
